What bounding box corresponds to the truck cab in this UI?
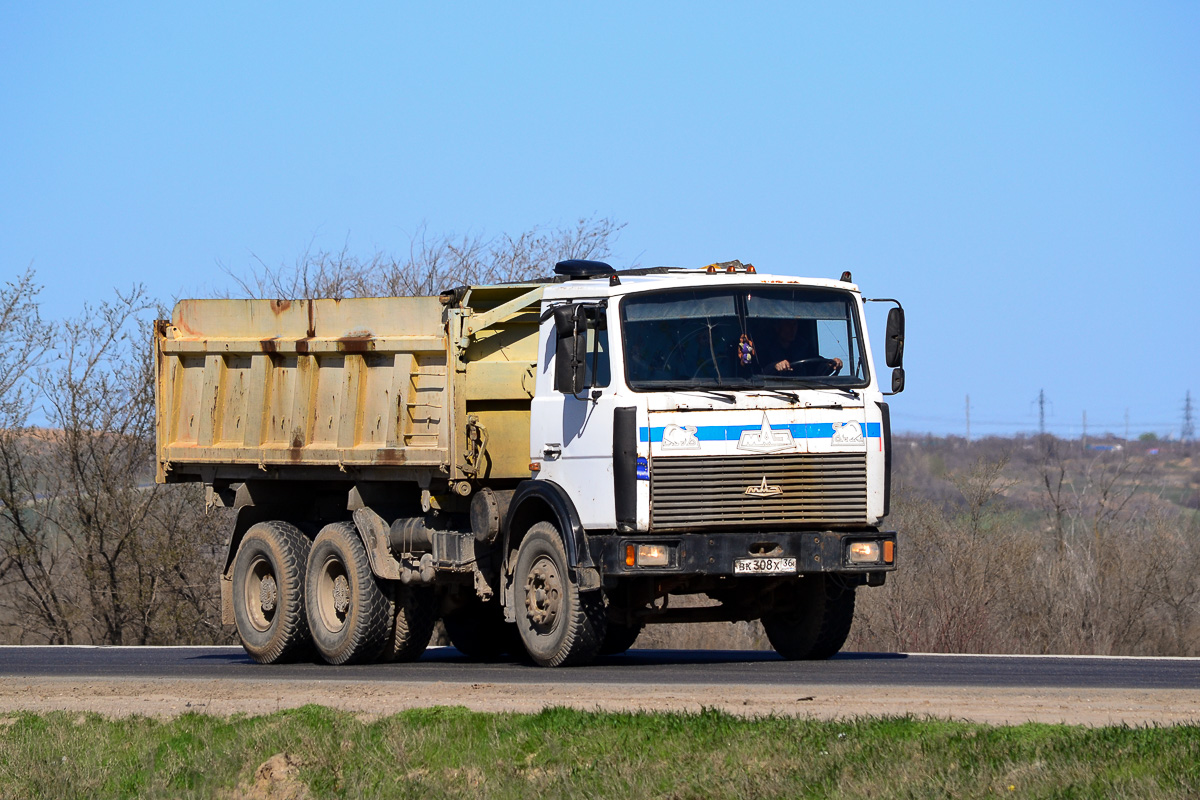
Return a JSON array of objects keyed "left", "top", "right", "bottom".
[{"left": 500, "top": 260, "right": 901, "bottom": 665}]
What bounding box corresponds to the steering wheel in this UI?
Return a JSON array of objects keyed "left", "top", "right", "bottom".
[{"left": 789, "top": 357, "right": 839, "bottom": 377}]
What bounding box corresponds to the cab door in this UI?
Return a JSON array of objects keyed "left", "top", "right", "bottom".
[{"left": 529, "top": 301, "right": 618, "bottom": 529}]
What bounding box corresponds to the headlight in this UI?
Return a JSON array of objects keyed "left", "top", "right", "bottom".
[
  {"left": 848, "top": 541, "right": 881, "bottom": 564},
  {"left": 636, "top": 544, "right": 669, "bottom": 566},
  {"left": 625, "top": 543, "right": 670, "bottom": 567}
]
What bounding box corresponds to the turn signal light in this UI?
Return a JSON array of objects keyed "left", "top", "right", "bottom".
[
  {"left": 625, "top": 544, "right": 636, "bottom": 567},
  {"left": 884, "top": 540, "right": 894, "bottom": 564}
]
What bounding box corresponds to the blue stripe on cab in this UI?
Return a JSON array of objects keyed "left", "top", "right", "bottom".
[{"left": 639, "top": 422, "right": 882, "bottom": 442}]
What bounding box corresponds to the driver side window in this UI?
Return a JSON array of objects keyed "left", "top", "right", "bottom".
[{"left": 585, "top": 326, "right": 610, "bottom": 388}]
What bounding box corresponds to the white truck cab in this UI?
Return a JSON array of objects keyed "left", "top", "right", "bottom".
[{"left": 505, "top": 259, "right": 903, "bottom": 665}]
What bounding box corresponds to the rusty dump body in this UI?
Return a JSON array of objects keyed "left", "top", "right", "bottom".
[{"left": 154, "top": 284, "right": 544, "bottom": 489}]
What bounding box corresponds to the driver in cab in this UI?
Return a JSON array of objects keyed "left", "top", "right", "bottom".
[{"left": 755, "top": 318, "right": 843, "bottom": 377}]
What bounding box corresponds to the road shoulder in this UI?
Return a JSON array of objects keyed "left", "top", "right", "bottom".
[{"left": 2, "top": 677, "right": 1198, "bottom": 726}]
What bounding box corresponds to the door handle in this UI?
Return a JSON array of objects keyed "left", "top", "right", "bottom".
[{"left": 542, "top": 444, "right": 562, "bottom": 458}]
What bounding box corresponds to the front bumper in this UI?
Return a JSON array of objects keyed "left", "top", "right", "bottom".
[{"left": 592, "top": 529, "right": 897, "bottom": 577}]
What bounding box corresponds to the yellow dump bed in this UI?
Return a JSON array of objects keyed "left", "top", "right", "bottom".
[{"left": 154, "top": 287, "right": 542, "bottom": 485}]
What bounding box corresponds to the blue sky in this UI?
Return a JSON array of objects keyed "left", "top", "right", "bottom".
[{"left": 3, "top": 3, "right": 1197, "bottom": 438}]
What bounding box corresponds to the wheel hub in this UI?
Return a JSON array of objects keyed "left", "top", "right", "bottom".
[
  {"left": 245, "top": 556, "right": 277, "bottom": 632},
  {"left": 524, "top": 556, "right": 562, "bottom": 632},
  {"left": 259, "top": 575, "right": 278, "bottom": 612},
  {"left": 332, "top": 575, "right": 350, "bottom": 615}
]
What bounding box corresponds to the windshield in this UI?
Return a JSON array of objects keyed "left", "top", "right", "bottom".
[{"left": 620, "top": 286, "right": 868, "bottom": 391}]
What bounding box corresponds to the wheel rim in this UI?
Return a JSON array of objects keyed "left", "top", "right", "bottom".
[
  {"left": 244, "top": 555, "right": 277, "bottom": 632},
  {"left": 316, "top": 554, "right": 350, "bottom": 633},
  {"left": 524, "top": 554, "right": 562, "bottom": 634}
]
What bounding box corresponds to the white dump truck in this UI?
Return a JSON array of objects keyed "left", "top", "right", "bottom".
[{"left": 154, "top": 260, "right": 904, "bottom": 666}]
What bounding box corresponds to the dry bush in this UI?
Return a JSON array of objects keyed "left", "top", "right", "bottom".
[{"left": 848, "top": 444, "right": 1200, "bottom": 657}]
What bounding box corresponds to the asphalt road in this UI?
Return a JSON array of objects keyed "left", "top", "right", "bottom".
[{"left": 2, "top": 646, "right": 1197, "bottom": 690}]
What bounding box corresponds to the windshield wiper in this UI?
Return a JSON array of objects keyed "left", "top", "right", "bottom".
[
  {"left": 740, "top": 386, "right": 800, "bottom": 403},
  {"left": 691, "top": 389, "right": 736, "bottom": 402},
  {"left": 789, "top": 381, "right": 860, "bottom": 399},
  {"left": 632, "top": 381, "right": 736, "bottom": 402},
  {"left": 705, "top": 381, "right": 799, "bottom": 404}
]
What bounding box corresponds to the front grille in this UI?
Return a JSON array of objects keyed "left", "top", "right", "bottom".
[{"left": 650, "top": 452, "right": 867, "bottom": 530}]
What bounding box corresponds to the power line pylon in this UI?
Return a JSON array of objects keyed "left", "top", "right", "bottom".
[{"left": 1184, "top": 390, "right": 1195, "bottom": 443}]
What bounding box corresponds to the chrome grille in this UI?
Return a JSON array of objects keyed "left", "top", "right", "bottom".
[{"left": 650, "top": 453, "right": 867, "bottom": 529}]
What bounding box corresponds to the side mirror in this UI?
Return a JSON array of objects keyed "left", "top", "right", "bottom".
[
  {"left": 885, "top": 307, "right": 905, "bottom": 368},
  {"left": 553, "top": 305, "right": 587, "bottom": 394},
  {"left": 891, "top": 367, "right": 905, "bottom": 394}
]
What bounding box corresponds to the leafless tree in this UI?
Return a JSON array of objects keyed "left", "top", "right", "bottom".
[
  {"left": 0, "top": 284, "right": 228, "bottom": 644},
  {"left": 0, "top": 268, "right": 56, "bottom": 636},
  {"left": 223, "top": 216, "right": 628, "bottom": 300}
]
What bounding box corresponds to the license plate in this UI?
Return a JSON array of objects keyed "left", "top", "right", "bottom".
[{"left": 733, "top": 557, "right": 797, "bottom": 575}]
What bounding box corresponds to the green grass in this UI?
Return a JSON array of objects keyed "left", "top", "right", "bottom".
[{"left": 1, "top": 706, "right": 1197, "bottom": 799}]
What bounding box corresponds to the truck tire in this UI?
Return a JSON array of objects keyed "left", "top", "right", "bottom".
[
  {"left": 305, "top": 522, "right": 391, "bottom": 665},
  {"left": 513, "top": 522, "right": 607, "bottom": 667},
  {"left": 599, "top": 620, "right": 644, "bottom": 656},
  {"left": 442, "top": 599, "right": 521, "bottom": 660},
  {"left": 761, "top": 575, "right": 856, "bottom": 660},
  {"left": 231, "top": 521, "right": 312, "bottom": 664},
  {"left": 384, "top": 585, "right": 438, "bottom": 663}
]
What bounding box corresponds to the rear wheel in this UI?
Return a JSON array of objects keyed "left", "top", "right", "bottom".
[
  {"left": 761, "top": 575, "right": 856, "bottom": 660},
  {"left": 305, "top": 522, "right": 391, "bottom": 665},
  {"left": 443, "top": 598, "right": 521, "bottom": 660},
  {"left": 384, "top": 585, "right": 438, "bottom": 662},
  {"left": 513, "top": 522, "right": 606, "bottom": 667},
  {"left": 231, "top": 521, "right": 312, "bottom": 664}
]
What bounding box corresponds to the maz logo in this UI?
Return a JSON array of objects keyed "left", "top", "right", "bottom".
[
  {"left": 737, "top": 413, "right": 795, "bottom": 453},
  {"left": 745, "top": 476, "right": 783, "bottom": 498}
]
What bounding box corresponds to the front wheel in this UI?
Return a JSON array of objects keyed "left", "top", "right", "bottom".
[
  {"left": 305, "top": 522, "right": 392, "bottom": 665},
  {"left": 513, "top": 522, "right": 606, "bottom": 667},
  {"left": 761, "top": 575, "right": 856, "bottom": 660}
]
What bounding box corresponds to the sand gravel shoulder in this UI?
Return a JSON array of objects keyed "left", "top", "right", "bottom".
[{"left": 1, "top": 676, "right": 1197, "bottom": 727}]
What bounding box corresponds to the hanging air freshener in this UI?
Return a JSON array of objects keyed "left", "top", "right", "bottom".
[{"left": 738, "top": 333, "right": 755, "bottom": 365}]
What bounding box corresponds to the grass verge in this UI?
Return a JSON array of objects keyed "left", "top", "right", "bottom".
[{"left": 1, "top": 705, "right": 1197, "bottom": 799}]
